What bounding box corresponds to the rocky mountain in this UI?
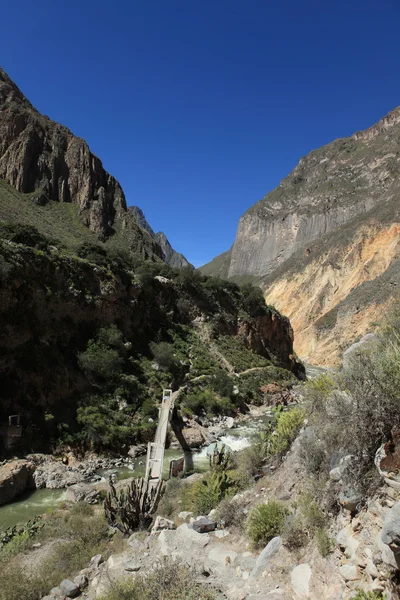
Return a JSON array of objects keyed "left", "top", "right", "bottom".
[
  {"left": 129, "top": 206, "right": 191, "bottom": 268},
  {"left": 0, "top": 67, "right": 171, "bottom": 262},
  {"left": 201, "top": 108, "right": 400, "bottom": 364}
]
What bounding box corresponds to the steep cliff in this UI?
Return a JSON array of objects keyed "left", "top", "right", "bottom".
[
  {"left": 202, "top": 108, "right": 400, "bottom": 363},
  {"left": 129, "top": 206, "right": 191, "bottom": 268},
  {"left": 0, "top": 67, "right": 163, "bottom": 261}
]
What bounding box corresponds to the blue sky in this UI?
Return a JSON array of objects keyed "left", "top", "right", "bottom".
[{"left": 2, "top": 0, "right": 400, "bottom": 266}]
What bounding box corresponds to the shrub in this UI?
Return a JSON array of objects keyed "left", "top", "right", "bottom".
[
  {"left": 246, "top": 501, "right": 288, "bottom": 548},
  {"left": 211, "top": 370, "right": 234, "bottom": 398},
  {"left": 0, "top": 223, "right": 52, "bottom": 251},
  {"left": 76, "top": 241, "right": 108, "bottom": 265},
  {"left": 216, "top": 495, "right": 249, "bottom": 532},
  {"left": 149, "top": 341, "right": 178, "bottom": 373},
  {"left": 350, "top": 593, "right": 383, "bottom": 600},
  {"left": 99, "top": 560, "right": 217, "bottom": 600},
  {"left": 184, "top": 390, "right": 234, "bottom": 417},
  {"left": 186, "top": 470, "right": 233, "bottom": 515},
  {"left": 240, "top": 283, "right": 267, "bottom": 317},
  {"left": 283, "top": 516, "right": 308, "bottom": 549},
  {"left": 267, "top": 408, "right": 304, "bottom": 456},
  {"left": 316, "top": 528, "right": 333, "bottom": 557}
]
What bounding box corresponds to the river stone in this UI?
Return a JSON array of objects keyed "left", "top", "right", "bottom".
[
  {"left": 0, "top": 460, "right": 35, "bottom": 505},
  {"left": 291, "top": 563, "right": 312, "bottom": 597},
  {"left": 249, "top": 536, "right": 282, "bottom": 579},
  {"left": 59, "top": 579, "right": 80, "bottom": 597}
]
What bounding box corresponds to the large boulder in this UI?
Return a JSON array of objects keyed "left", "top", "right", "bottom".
[
  {"left": 192, "top": 517, "right": 217, "bottom": 533},
  {"left": 33, "top": 460, "right": 85, "bottom": 489},
  {"left": 342, "top": 333, "right": 379, "bottom": 368},
  {"left": 65, "top": 483, "right": 99, "bottom": 504},
  {"left": 381, "top": 501, "right": 400, "bottom": 568},
  {"left": 291, "top": 563, "right": 312, "bottom": 597},
  {"left": 0, "top": 460, "right": 35, "bottom": 505},
  {"left": 249, "top": 536, "right": 282, "bottom": 579}
]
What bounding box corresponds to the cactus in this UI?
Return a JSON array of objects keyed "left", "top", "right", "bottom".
[{"left": 104, "top": 476, "right": 164, "bottom": 534}]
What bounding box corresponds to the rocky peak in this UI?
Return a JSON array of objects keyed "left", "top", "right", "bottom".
[{"left": 129, "top": 206, "right": 191, "bottom": 269}]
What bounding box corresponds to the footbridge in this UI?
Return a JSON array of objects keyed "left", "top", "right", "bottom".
[{"left": 145, "top": 389, "right": 177, "bottom": 488}]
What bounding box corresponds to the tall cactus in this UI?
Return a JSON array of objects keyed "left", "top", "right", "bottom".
[{"left": 104, "top": 476, "right": 164, "bottom": 534}]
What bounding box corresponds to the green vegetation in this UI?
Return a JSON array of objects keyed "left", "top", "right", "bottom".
[
  {"left": 266, "top": 408, "right": 304, "bottom": 456},
  {"left": 246, "top": 501, "right": 288, "bottom": 548},
  {"left": 215, "top": 335, "right": 270, "bottom": 371},
  {"left": 0, "top": 503, "right": 122, "bottom": 600},
  {"left": 98, "top": 561, "right": 217, "bottom": 600},
  {"left": 301, "top": 302, "right": 400, "bottom": 506},
  {"left": 350, "top": 593, "right": 383, "bottom": 600}
]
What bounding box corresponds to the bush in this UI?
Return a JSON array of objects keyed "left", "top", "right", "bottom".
[
  {"left": 350, "top": 593, "right": 383, "bottom": 600},
  {"left": 0, "top": 223, "right": 53, "bottom": 251},
  {"left": 185, "top": 470, "right": 233, "bottom": 515},
  {"left": 246, "top": 501, "right": 288, "bottom": 548},
  {"left": 240, "top": 283, "right": 267, "bottom": 317},
  {"left": 301, "top": 308, "right": 400, "bottom": 499},
  {"left": 316, "top": 528, "right": 333, "bottom": 557},
  {"left": 216, "top": 495, "right": 249, "bottom": 532},
  {"left": 99, "top": 560, "right": 217, "bottom": 600},
  {"left": 76, "top": 241, "right": 108, "bottom": 265},
  {"left": 283, "top": 516, "right": 308, "bottom": 549},
  {"left": 184, "top": 390, "right": 234, "bottom": 417},
  {"left": 267, "top": 408, "right": 304, "bottom": 456},
  {"left": 149, "top": 341, "right": 178, "bottom": 373},
  {"left": 211, "top": 370, "right": 234, "bottom": 398}
]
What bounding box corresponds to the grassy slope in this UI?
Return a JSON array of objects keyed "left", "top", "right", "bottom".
[{"left": 0, "top": 179, "right": 158, "bottom": 257}]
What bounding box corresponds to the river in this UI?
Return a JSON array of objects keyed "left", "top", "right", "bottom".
[{"left": 0, "top": 414, "right": 271, "bottom": 529}]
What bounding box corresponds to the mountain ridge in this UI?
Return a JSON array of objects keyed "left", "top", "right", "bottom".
[{"left": 201, "top": 106, "right": 400, "bottom": 364}]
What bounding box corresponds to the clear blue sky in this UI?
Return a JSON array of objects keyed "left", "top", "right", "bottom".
[{"left": 2, "top": 0, "right": 400, "bottom": 266}]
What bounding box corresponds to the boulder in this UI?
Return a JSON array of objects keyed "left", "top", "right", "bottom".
[
  {"left": 381, "top": 501, "right": 400, "bottom": 568},
  {"left": 192, "top": 517, "right": 217, "bottom": 533},
  {"left": 33, "top": 461, "right": 85, "bottom": 489},
  {"left": 339, "top": 487, "right": 363, "bottom": 513},
  {"left": 250, "top": 536, "right": 282, "bottom": 579},
  {"left": 338, "top": 564, "right": 360, "bottom": 581},
  {"left": 73, "top": 573, "right": 88, "bottom": 590},
  {"left": 291, "top": 563, "right": 312, "bottom": 597},
  {"left": 375, "top": 429, "right": 400, "bottom": 489},
  {"left": 151, "top": 516, "right": 176, "bottom": 534},
  {"left": 59, "top": 579, "right": 80, "bottom": 598},
  {"left": 89, "top": 554, "right": 103, "bottom": 569},
  {"left": 224, "top": 417, "right": 235, "bottom": 429},
  {"left": 0, "top": 460, "right": 35, "bottom": 505},
  {"left": 158, "top": 523, "right": 210, "bottom": 559},
  {"left": 343, "top": 333, "right": 379, "bottom": 368},
  {"left": 65, "top": 483, "right": 99, "bottom": 504},
  {"left": 336, "top": 526, "right": 359, "bottom": 560},
  {"left": 178, "top": 511, "right": 193, "bottom": 521},
  {"left": 207, "top": 547, "right": 237, "bottom": 566},
  {"left": 127, "top": 444, "right": 147, "bottom": 459}
]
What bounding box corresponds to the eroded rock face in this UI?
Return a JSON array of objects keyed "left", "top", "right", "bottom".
[
  {"left": 202, "top": 107, "right": 400, "bottom": 365},
  {"left": 0, "top": 459, "right": 34, "bottom": 505},
  {"left": 0, "top": 69, "right": 125, "bottom": 236}
]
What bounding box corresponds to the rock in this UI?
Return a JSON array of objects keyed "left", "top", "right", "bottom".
[
  {"left": 215, "top": 530, "right": 230, "bottom": 538},
  {"left": 73, "top": 573, "right": 88, "bottom": 590},
  {"left": 0, "top": 460, "right": 35, "bottom": 505},
  {"left": 338, "top": 564, "right": 361, "bottom": 581},
  {"left": 124, "top": 561, "right": 141, "bottom": 572},
  {"left": 33, "top": 461, "right": 85, "bottom": 489},
  {"left": 380, "top": 501, "right": 400, "bottom": 568},
  {"left": 178, "top": 511, "right": 193, "bottom": 521},
  {"left": 343, "top": 333, "right": 379, "bottom": 368},
  {"left": 32, "top": 542, "right": 42, "bottom": 549},
  {"left": 207, "top": 548, "right": 238, "bottom": 565},
  {"left": 151, "top": 516, "right": 176, "bottom": 534},
  {"left": 375, "top": 432, "right": 400, "bottom": 489},
  {"left": 329, "top": 467, "right": 343, "bottom": 482},
  {"left": 250, "top": 536, "right": 282, "bottom": 579},
  {"left": 42, "top": 596, "right": 58, "bottom": 600},
  {"left": 127, "top": 444, "right": 147, "bottom": 459},
  {"left": 339, "top": 487, "right": 363, "bottom": 513},
  {"left": 336, "top": 526, "right": 359, "bottom": 559},
  {"left": 65, "top": 483, "right": 99, "bottom": 504},
  {"left": 192, "top": 517, "right": 217, "bottom": 533},
  {"left": 89, "top": 554, "right": 103, "bottom": 569},
  {"left": 224, "top": 417, "right": 235, "bottom": 429},
  {"left": 59, "top": 579, "right": 80, "bottom": 598},
  {"left": 291, "top": 563, "right": 312, "bottom": 597},
  {"left": 158, "top": 523, "right": 210, "bottom": 558}
]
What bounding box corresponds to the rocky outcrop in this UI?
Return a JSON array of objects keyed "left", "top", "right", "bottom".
[
  {"left": 202, "top": 107, "right": 400, "bottom": 364},
  {"left": 0, "top": 459, "right": 34, "bottom": 505},
  {"left": 129, "top": 206, "right": 191, "bottom": 269},
  {"left": 0, "top": 68, "right": 164, "bottom": 260}
]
